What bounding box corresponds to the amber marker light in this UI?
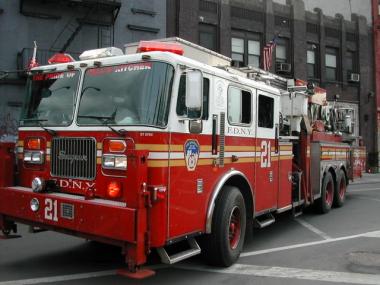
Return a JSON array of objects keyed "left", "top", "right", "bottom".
[
  {"left": 27, "top": 138, "right": 41, "bottom": 150},
  {"left": 107, "top": 181, "right": 122, "bottom": 198},
  {"left": 109, "top": 140, "right": 126, "bottom": 153}
]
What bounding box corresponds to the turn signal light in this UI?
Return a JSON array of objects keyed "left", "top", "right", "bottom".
[
  {"left": 107, "top": 181, "right": 122, "bottom": 198},
  {"left": 27, "top": 138, "right": 41, "bottom": 150},
  {"left": 109, "top": 140, "right": 126, "bottom": 153}
]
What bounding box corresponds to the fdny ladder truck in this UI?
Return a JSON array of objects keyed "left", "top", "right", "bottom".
[{"left": 0, "top": 38, "right": 365, "bottom": 277}]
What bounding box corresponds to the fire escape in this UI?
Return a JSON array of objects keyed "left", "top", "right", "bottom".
[{"left": 17, "top": 0, "right": 121, "bottom": 75}]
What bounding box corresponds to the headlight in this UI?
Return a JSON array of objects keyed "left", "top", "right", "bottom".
[
  {"left": 115, "top": 156, "right": 127, "bottom": 169},
  {"left": 30, "top": 198, "right": 40, "bottom": 212},
  {"left": 102, "top": 155, "right": 127, "bottom": 170},
  {"left": 24, "top": 151, "right": 44, "bottom": 164},
  {"left": 32, "top": 177, "right": 45, "bottom": 193}
]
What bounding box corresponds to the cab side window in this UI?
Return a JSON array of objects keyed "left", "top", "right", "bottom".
[
  {"left": 227, "top": 86, "right": 252, "bottom": 125},
  {"left": 258, "top": 95, "right": 274, "bottom": 128},
  {"left": 176, "top": 74, "right": 209, "bottom": 119}
]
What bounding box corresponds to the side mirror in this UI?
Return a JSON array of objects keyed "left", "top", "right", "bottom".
[{"left": 185, "top": 70, "right": 203, "bottom": 119}]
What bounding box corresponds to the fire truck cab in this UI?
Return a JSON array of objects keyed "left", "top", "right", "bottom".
[{"left": 0, "top": 38, "right": 365, "bottom": 276}]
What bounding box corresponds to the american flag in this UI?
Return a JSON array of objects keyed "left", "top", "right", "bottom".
[{"left": 262, "top": 36, "right": 278, "bottom": 71}]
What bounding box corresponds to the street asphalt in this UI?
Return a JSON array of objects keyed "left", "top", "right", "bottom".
[{"left": 1, "top": 173, "right": 380, "bottom": 284}]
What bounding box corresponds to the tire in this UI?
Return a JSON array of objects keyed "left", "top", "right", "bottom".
[
  {"left": 316, "top": 172, "right": 334, "bottom": 214},
  {"left": 333, "top": 169, "right": 347, "bottom": 208},
  {"left": 202, "top": 186, "right": 246, "bottom": 267}
]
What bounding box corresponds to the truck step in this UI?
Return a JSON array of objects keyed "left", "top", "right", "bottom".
[
  {"left": 254, "top": 213, "right": 275, "bottom": 229},
  {"left": 157, "top": 237, "right": 201, "bottom": 265}
]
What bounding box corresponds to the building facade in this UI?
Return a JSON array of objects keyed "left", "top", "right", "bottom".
[
  {"left": 167, "top": 0, "right": 377, "bottom": 168},
  {"left": 0, "top": 0, "right": 377, "bottom": 168},
  {"left": 0, "top": 0, "right": 166, "bottom": 141}
]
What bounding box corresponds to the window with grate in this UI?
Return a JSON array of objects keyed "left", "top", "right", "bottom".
[
  {"left": 231, "top": 6, "right": 263, "bottom": 21},
  {"left": 346, "top": 32, "right": 357, "bottom": 42},
  {"left": 306, "top": 23, "right": 319, "bottom": 34},
  {"left": 199, "top": 0, "right": 217, "bottom": 13}
]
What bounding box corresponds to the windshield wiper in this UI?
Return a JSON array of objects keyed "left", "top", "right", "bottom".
[
  {"left": 21, "top": 118, "right": 57, "bottom": 137},
  {"left": 77, "top": 114, "right": 127, "bottom": 137}
]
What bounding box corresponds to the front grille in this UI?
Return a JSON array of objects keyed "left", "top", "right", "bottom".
[{"left": 51, "top": 137, "right": 96, "bottom": 180}]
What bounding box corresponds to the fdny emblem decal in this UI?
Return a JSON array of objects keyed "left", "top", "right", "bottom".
[{"left": 184, "top": 140, "right": 200, "bottom": 171}]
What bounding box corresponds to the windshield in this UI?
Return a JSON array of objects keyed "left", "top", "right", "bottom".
[
  {"left": 77, "top": 62, "right": 174, "bottom": 127},
  {"left": 21, "top": 71, "right": 80, "bottom": 126}
]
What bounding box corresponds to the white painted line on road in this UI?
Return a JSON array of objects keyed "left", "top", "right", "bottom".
[
  {"left": 175, "top": 263, "right": 380, "bottom": 285},
  {"left": 0, "top": 270, "right": 116, "bottom": 285},
  {"left": 240, "top": 230, "right": 380, "bottom": 258},
  {"left": 356, "top": 197, "right": 380, "bottom": 203},
  {"left": 348, "top": 187, "right": 380, "bottom": 193},
  {"left": 295, "top": 218, "right": 331, "bottom": 240}
]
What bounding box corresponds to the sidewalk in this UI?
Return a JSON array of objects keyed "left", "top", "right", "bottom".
[{"left": 351, "top": 172, "right": 380, "bottom": 185}]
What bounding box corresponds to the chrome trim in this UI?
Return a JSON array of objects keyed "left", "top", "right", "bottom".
[
  {"left": 24, "top": 150, "right": 45, "bottom": 164},
  {"left": 205, "top": 170, "right": 253, "bottom": 233},
  {"left": 276, "top": 204, "right": 292, "bottom": 214},
  {"left": 50, "top": 137, "right": 97, "bottom": 180},
  {"left": 102, "top": 154, "right": 127, "bottom": 170}
]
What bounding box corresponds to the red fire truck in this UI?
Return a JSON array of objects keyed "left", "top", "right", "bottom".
[{"left": 0, "top": 38, "right": 365, "bottom": 277}]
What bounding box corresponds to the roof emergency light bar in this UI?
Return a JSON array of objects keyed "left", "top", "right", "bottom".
[
  {"left": 79, "top": 47, "right": 124, "bottom": 61},
  {"left": 137, "top": 41, "right": 184, "bottom": 55},
  {"left": 48, "top": 53, "right": 75, "bottom": 64}
]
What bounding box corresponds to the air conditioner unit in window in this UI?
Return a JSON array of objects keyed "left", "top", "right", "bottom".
[
  {"left": 276, "top": 62, "right": 292, "bottom": 73},
  {"left": 348, "top": 72, "right": 360, "bottom": 83}
]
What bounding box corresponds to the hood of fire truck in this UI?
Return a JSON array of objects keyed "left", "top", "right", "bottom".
[{"left": 17, "top": 129, "right": 169, "bottom": 203}]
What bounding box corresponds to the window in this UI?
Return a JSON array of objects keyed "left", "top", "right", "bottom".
[
  {"left": 231, "top": 33, "right": 262, "bottom": 67},
  {"left": 248, "top": 40, "right": 260, "bottom": 67},
  {"left": 276, "top": 44, "right": 287, "bottom": 63},
  {"left": 325, "top": 47, "right": 338, "bottom": 81},
  {"left": 346, "top": 50, "right": 356, "bottom": 73},
  {"left": 231, "top": 37, "right": 244, "bottom": 65},
  {"left": 176, "top": 75, "right": 209, "bottom": 119},
  {"left": 258, "top": 95, "right": 274, "bottom": 128},
  {"left": 307, "top": 43, "right": 318, "bottom": 78},
  {"left": 227, "top": 87, "right": 251, "bottom": 125},
  {"left": 199, "top": 24, "right": 217, "bottom": 51}
]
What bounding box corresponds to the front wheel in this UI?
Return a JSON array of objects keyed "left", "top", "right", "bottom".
[{"left": 202, "top": 186, "right": 246, "bottom": 267}]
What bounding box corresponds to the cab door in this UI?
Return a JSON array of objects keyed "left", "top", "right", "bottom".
[{"left": 255, "top": 92, "right": 279, "bottom": 213}]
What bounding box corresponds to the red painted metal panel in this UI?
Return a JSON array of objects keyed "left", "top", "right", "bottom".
[
  {"left": 0, "top": 187, "right": 136, "bottom": 242},
  {"left": 0, "top": 142, "right": 15, "bottom": 187}
]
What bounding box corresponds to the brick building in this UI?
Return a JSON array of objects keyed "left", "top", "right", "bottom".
[
  {"left": 0, "top": 0, "right": 377, "bottom": 168},
  {"left": 167, "top": 0, "right": 377, "bottom": 168}
]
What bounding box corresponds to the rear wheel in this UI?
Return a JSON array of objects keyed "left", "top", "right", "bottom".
[
  {"left": 202, "top": 186, "right": 246, "bottom": 267},
  {"left": 316, "top": 172, "right": 334, "bottom": 214},
  {"left": 333, "top": 169, "right": 347, "bottom": 208}
]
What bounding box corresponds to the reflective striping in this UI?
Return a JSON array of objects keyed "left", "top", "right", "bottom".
[
  {"left": 97, "top": 142, "right": 102, "bottom": 150},
  {"left": 96, "top": 150, "right": 102, "bottom": 157},
  {"left": 46, "top": 155, "right": 51, "bottom": 162},
  {"left": 47, "top": 141, "right": 51, "bottom": 148},
  {"left": 17, "top": 140, "right": 24, "bottom": 147},
  {"left": 46, "top": 148, "right": 51, "bottom": 155},
  {"left": 17, "top": 147, "right": 23, "bottom": 153},
  {"left": 97, "top": 157, "right": 102, "bottom": 164}
]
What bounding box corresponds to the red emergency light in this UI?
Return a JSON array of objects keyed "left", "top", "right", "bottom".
[
  {"left": 48, "top": 53, "right": 75, "bottom": 64},
  {"left": 137, "top": 41, "right": 184, "bottom": 55}
]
